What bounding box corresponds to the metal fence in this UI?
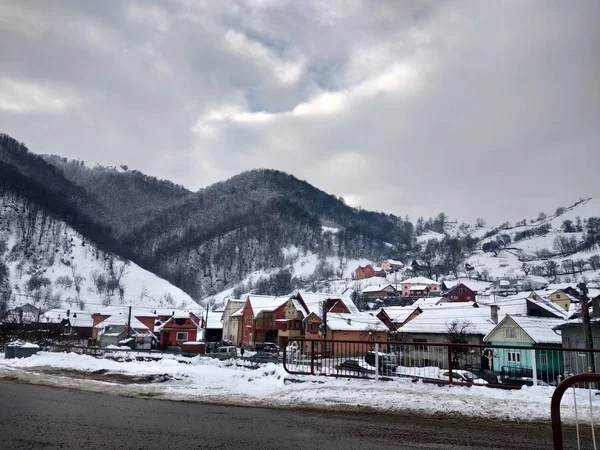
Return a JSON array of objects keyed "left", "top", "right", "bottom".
[
  {"left": 283, "top": 338, "right": 600, "bottom": 388},
  {"left": 551, "top": 373, "right": 600, "bottom": 450}
]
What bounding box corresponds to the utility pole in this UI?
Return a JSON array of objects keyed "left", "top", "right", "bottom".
[
  {"left": 126, "top": 306, "right": 132, "bottom": 339},
  {"left": 578, "top": 282, "right": 596, "bottom": 374},
  {"left": 205, "top": 302, "right": 209, "bottom": 342}
]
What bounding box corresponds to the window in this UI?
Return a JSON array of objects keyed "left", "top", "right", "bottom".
[
  {"left": 540, "top": 353, "right": 548, "bottom": 365},
  {"left": 175, "top": 318, "right": 186, "bottom": 326},
  {"left": 466, "top": 296, "right": 472, "bottom": 301},
  {"left": 505, "top": 328, "right": 517, "bottom": 338},
  {"left": 507, "top": 352, "right": 520, "bottom": 363},
  {"left": 555, "top": 294, "right": 561, "bottom": 299},
  {"left": 576, "top": 339, "right": 586, "bottom": 356},
  {"left": 176, "top": 332, "right": 188, "bottom": 341}
]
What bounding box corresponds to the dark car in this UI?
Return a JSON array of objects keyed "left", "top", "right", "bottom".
[
  {"left": 334, "top": 359, "right": 375, "bottom": 376},
  {"left": 502, "top": 377, "right": 550, "bottom": 388},
  {"left": 364, "top": 352, "right": 397, "bottom": 376},
  {"left": 249, "top": 351, "right": 279, "bottom": 363},
  {"left": 256, "top": 342, "right": 280, "bottom": 353}
]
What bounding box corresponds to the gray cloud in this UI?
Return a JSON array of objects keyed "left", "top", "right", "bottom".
[{"left": 1, "top": 0, "right": 599, "bottom": 224}]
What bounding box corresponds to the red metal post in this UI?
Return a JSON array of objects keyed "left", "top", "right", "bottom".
[{"left": 550, "top": 373, "right": 600, "bottom": 450}]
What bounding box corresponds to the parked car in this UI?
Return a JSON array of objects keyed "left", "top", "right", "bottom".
[
  {"left": 439, "top": 369, "right": 488, "bottom": 385},
  {"left": 364, "top": 352, "right": 397, "bottom": 376},
  {"left": 502, "top": 377, "right": 550, "bottom": 388},
  {"left": 335, "top": 359, "right": 375, "bottom": 376},
  {"left": 249, "top": 351, "right": 279, "bottom": 363},
  {"left": 256, "top": 342, "right": 280, "bottom": 353},
  {"left": 210, "top": 346, "right": 237, "bottom": 359},
  {"left": 463, "top": 366, "right": 501, "bottom": 384}
]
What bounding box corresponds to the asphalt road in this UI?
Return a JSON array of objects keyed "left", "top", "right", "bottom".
[{"left": 0, "top": 379, "right": 592, "bottom": 450}]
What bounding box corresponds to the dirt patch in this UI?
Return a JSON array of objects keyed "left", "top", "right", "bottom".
[{"left": 22, "top": 366, "right": 181, "bottom": 384}]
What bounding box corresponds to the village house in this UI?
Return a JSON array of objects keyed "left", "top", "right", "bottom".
[
  {"left": 221, "top": 299, "right": 246, "bottom": 344},
  {"left": 5, "top": 303, "right": 40, "bottom": 323},
  {"left": 42, "top": 309, "right": 94, "bottom": 339},
  {"left": 91, "top": 307, "right": 157, "bottom": 342},
  {"left": 200, "top": 310, "right": 224, "bottom": 343},
  {"left": 554, "top": 297, "right": 600, "bottom": 374},
  {"left": 523, "top": 275, "right": 550, "bottom": 290},
  {"left": 353, "top": 264, "right": 386, "bottom": 280},
  {"left": 397, "top": 303, "right": 499, "bottom": 369},
  {"left": 303, "top": 312, "right": 391, "bottom": 356},
  {"left": 95, "top": 315, "right": 156, "bottom": 349},
  {"left": 239, "top": 295, "right": 286, "bottom": 348},
  {"left": 157, "top": 312, "right": 200, "bottom": 349},
  {"left": 381, "top": 259, "right": 404, "bottom": 272},
  {"left": 483, "top": 315, "right": 564, "bottom": 380},
  {"left": 361, "top": 284, "right": 397, "bottom": 299},
  {"left": 277, "top": 297, "right": 306, "bottom": 348},
  {"left": 442, "top": 283, "right": 477, "bottom": 302},
  {"left": 400, "top": 276, "right": 439, "bottom": 297}
]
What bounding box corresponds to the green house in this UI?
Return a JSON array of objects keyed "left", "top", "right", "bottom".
[{"left": 483, "top": 315, "right": 565, "bottom": 383}]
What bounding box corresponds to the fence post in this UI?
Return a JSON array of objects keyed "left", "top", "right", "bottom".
[
  {"left": 375, "top": 342, "right": 379, "bottom": 381},
  {"left": 531, "top": 348, "right": 538, "bottom": 386},
  {"left": 447, "top": 345, "right": 453, "bottom": 384}
]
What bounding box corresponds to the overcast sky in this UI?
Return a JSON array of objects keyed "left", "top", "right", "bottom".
[{"left": 1, "top": 1, "right": 599, "bottom": 225}]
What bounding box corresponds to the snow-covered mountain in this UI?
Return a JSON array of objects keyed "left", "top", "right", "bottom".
[
  {"left": 0, "top": 193, "right": 198, "bottom": 313},
  {"left": 1, "top": 132, "right": 599, "bottom": 312}
]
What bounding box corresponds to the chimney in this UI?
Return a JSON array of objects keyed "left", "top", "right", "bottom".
[
  {"left": 67, "top": 309, "right": 70, "bottom": 317},
  {"left": 346, "top": 318, "right": 352, "bottom": 325},
  {"left": 490, "top": 305, "right": 499, "bottom": 324}
]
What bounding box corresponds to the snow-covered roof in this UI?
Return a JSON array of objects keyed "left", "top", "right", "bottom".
[
  {"left": 412, "top": 297, "right": 444, "bottom": 308},
  {"left": 525, "top": 275, "right": 550, "bottom": 285},
  {"left": 94, "top": 315, "right": 150, "bottom": 331},
  {"left": 398, "top": 304, "right": 496, "bottom": 336},
  {"left": 326, "top": 312, "right": 388, "bottom": 332},
  {"left": 443, "top": 279, "right": 492, "bottom": 293},
  {"left": 230, "top": 307, "right": 244, "bottom": 318},
  {"left": 362, "top": 284, "right": 395, "bottom": 293},
  {"left": 381, "top": 306, "right": 420, "bottom": 324},
  {"left": 94, "top": 306, "right": 157, "bottom": 318},
  {"left": 409, "top": 285, "right": 429, "bottom": 291},
  {"left": 295, "top": 291, "right": 359, "bottom": 316},
  {"left": 246, "top": 295, "right": 283, "bottom": 316},
  {"left": 402, "top": 276, "right": 438, "bottom": 285},
  {"left": 485, "top": 315, "right": 563, "bottom": 344},
  {"left": 205, "top": 313, "right": 223, "bottom": 329},
  {"left": 42, "top": 309, "right": 94, "bottom": 328},
  {"left": 384, "top": 259, "right": 404, "bottom": 266},
  {"left": 528, "top": 294, "right": 569, "bottom": 319}
]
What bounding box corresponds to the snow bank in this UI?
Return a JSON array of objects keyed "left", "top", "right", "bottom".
[{"left": 1, "top": 352, "right": 598, "bottom": 423}]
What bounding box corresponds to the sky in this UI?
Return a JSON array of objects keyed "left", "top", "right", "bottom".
[{"left": 1, "top": 0, "right": 599, "bottom": 225}]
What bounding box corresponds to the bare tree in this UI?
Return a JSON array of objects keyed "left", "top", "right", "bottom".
[{"left": 446, "top": 319, "right": 474, "bottom": 368}]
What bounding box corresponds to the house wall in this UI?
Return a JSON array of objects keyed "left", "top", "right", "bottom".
[
  {"left": 560, "top": 326, "right": 600, "bottom": 374},
  {"left": 135, "top": 316, "right": 156, "bottom": 332},
  {"left": 401, "top": 332, "right": 484, "bottom": 369},
  {"left": 329, "top": 330, "right": 388, "bottom": 355},
  {"left": 445, "top": 285, "right": 476, "bottom": 302},
  {"left": 400, "top": 282, "right": 439, "bottom": 297},
  {"left": 489, "top": 340, "right": 563, "bottom": 377},
  {"left": 354, "top": 265, "right": 386, "bottom": 280},
  {"left": 222, "top": 301, "right": 245, "bottom": 344},
  {"left": 548, "top": 292, "right": 571, "bottom": 311},
  {"left": 160, "top": 317, "right": 198, "bottom": 347}
]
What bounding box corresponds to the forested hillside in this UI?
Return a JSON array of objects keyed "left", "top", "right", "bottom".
[{"left": 2, "top": 132, "right": 600, "bottom": 307}]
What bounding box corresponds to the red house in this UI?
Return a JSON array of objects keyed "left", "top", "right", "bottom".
[
  {"left": 353, "top": 265, "right": 386, "bottom": 280},
  {"left": 240, "top": 295, "right": 288, "bottom": 348},
  {"left": 158, "top": 313, "right": 200, "bottom": 348},
  {"left": 443, "top": 283, "right": 476, "bottom": 302}
]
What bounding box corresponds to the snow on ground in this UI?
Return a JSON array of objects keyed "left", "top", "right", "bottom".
[{"left": 1, "top": 352, "right": 598, "bottom": 423}]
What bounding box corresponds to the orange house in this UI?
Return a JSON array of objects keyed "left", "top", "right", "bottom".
[{"left": 159, "top": 313, "right": 200, "bottom": 348}]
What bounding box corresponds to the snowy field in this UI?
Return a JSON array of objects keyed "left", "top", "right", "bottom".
[{"left": 1, "top": 352, "right": 598, "bottom": 424}]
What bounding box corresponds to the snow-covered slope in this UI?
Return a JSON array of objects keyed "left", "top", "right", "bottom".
[{"left": 0, "top": 193, "right": 199, "bottom": 313}]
